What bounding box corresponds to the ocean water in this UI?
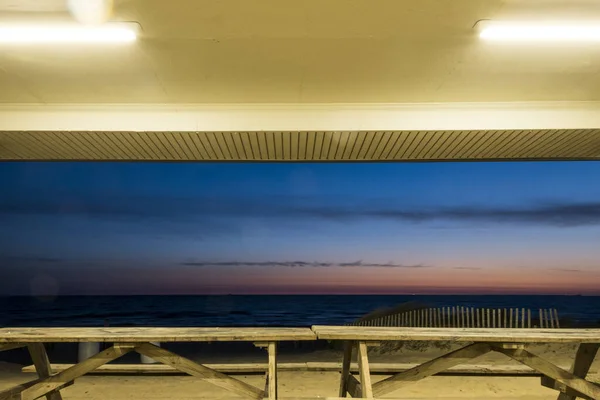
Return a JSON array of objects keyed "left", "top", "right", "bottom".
[{"left": 0, "top": 295, "right": 599, "bottom": 328}]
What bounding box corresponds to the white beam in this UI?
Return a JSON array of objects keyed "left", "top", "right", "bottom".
[{"left": 1, "top": 102, "right": 600, "bottom": 132}]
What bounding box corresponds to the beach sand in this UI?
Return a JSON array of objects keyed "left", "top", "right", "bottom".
[{"left": 1, "top": 342, "right": 598, "bottom": 399}]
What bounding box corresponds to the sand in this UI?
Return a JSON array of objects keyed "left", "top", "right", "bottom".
[{"left": 1, "top": 342, "right": 598, "bottom": 399}]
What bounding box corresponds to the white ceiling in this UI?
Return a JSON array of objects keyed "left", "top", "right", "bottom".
[{"left": 2, "top": 0, "right": 600, "bottom": 103}]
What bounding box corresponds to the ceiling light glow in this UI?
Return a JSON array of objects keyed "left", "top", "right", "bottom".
[
  {"left": 0, "top": 23, "right": 137, "bottom": 44},
  {"left": 68, "top": 0, "right": 113, "bottom": 25},
  {"left": 479, "top": 22, "right": 600, "bottom": 42}
]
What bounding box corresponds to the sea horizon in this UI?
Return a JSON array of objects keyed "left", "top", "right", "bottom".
[{"left": 2, "top": 294, "right": 599, "bottom": 328}]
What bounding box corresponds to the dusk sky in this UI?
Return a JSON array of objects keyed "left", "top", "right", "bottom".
[{"left": 1, "top": 161, "right": 599, "bottom": 296}]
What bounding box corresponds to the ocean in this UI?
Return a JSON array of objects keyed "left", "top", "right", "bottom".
[{"left": 1, "top": 295, "right": 599, "bottom": 328}]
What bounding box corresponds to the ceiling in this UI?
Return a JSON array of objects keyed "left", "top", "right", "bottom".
[
  {"left": 1, "top": 1, "right": 600, "bottom": 162},
  {"left": 1, "top": 0, "right": 600, "bottom": 104}
]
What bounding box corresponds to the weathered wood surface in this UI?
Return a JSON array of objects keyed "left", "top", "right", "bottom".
[
  {"left": 22, "top": 361, "right": 566, "bottom": 375},
  {"left": 338, "top": 342, "right": 353, "bottom": 397},
  {"left": 495, "top": 347, "right": 600, "bottom": 400},
  {"left": 346, "top": 375, "right": 362, "bottom": 398},
  {"left": 312, "top": 326, "right": 600, "bottom": 343},
  {"left": 27, "top": 343, "right": 63, "bottom": 400},
  {"left": 541, "top": 375, "right": 598, "bottom": 400},
  {"left": 266, "top": 342, "right": 277, "bottom": 399},
  {"left": 556, "top": 343, "right": 600, "bottom": 400},
  {"left": 22, "top": 345, "right": 134, "bottom": 400},
  {"left": 357, "top": 342, "right": 373, "bottom": 398},
  {"left": 0, "top": 378, "right": 73, "bottom": 400},
  {"left": 372, "top": 343, "right": 492, "bottom": 397},
  {"left": 135, "top": 342, "right": 264, "bottom": 399},
  {"left": 260, "top": 398, "right": 457, "bottom": 400},
  {"left": 0, "top": 327, "right": 316, "bottom": 343},
  {"left": 0, "top": 343, "right": 25, "bottom": 352}
]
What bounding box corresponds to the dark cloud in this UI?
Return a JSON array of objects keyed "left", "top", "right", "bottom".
[
  {"left": 180, "top": 260, "right": 432, "bottom": 269},
  {"left": 550, "top": 268, "right": 585, "bottom": 273},
  {"left": 3, "top": 193, "right": 600, "bottom": 227}
]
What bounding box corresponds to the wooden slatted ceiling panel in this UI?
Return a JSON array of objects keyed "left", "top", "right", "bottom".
[{"left": 1, "top": 130, "right": 600, "bottom": 161}]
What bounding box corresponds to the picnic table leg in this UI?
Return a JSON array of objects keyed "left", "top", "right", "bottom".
[
  {"left": 338, "top": 341, "right": 354, "bottom": 397},
  {"left": 28, "top": 343, "right": 63, "bottom": 400},
  {"left": 266, "top": 342, "right": 277, "bottom": 399},
  {"left": 494, "top": 346, "right": 600, "bottom": 400},
  {"left": 357, "top": 341, "right": 374, "bottom": 398},
  {"left": 255, "top": 342, "right": 278, "bottom": 399},
  {"left": 556, "top": 343, "right": 600, "bottom": 400}
]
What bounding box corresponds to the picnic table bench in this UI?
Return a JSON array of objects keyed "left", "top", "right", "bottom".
[
  {"left": 312, "top": 326, "right": 600, "bottom": 400},
  {"left": 0, "top": 327, "right": 316, "bottom": 400}
]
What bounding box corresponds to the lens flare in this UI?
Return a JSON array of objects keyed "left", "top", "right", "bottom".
[{"left": 67, "top": 0, "right": 114, "bottom": 25}]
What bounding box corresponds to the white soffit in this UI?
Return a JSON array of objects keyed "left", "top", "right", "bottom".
[{"left": 1, "top": 102, "right": 599, "bottom": 161}]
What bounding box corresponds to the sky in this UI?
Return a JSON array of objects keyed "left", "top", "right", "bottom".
[{"left": 1, "top": 161, "right": 599, "bottom": 296}]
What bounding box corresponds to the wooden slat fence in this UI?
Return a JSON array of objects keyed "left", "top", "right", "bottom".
[{"left": 351, "top": 307, "right": 560, "bottom": 328}]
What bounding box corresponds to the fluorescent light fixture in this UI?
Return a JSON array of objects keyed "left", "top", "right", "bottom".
[
  {"left": 0, "top": 22, "right": 137, "bottom": 44},
  {"left": 478, "top": 21, "right": 600, "bottom": 42}
]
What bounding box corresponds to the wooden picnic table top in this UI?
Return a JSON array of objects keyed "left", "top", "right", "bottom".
[
  {"left": 0, "top": 327, "right": 316, "bottom": 343},
  {"left": 311, "top": 326, "right": 600, "bottom": 343}
]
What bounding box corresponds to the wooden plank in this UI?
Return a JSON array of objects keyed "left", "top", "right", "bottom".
[
  {"left": 311, "top": 326, "right": 600, "bottom": 343},
  {"left": 22, "top": 344, "right": 133, "bottom": 400},
  {"left": 528, "top": 309, "right": 531, "bottom": 329},
  {"left": 541, "top": 375, "right": 597, "bottom": 400},
  {"left": 27, "top": 343, "right": 63, "bottom": 400},
  {"left": 556, "top": 343, "right": 600, "bottom": 400},
  {"left": 338, "top": 342, "right": 353, "bottom": 397},
  {"left": 22, "top": 361, "right": 568, "bottom": 376},
  {"left": 510, "top": 309, "right": 513, "bottom": 328},
  {"left": 470, "top": 308, "right": 474, "bottom": 328},
  {"left": 522, "top": 308, "right": 526, "bottom": 329},
  {"left": 0, "top": 379, "right": 73, "bottom": 400},
  {"left": 0, "top": 343, "right": 25, "bottom": 352},
  {"left": 555, "top": 309, "right": 561, "bottom": 329},
  {"left": 0, "top": 328, "right": 316, "bottom": 343},
  {"left": 266, "top": 342, "right": 277, "bottom": 400},
  {"left": 548, "top": 309, "right": 555, "bottom": 329},
  {"left": 494, "top": 347, "right": 600, "bottom": 400},
  {"left": 263, "top": 398, "right": 507, "bottom": 400},
  {"left": 22, "top": 363, "right": 293, "bottom": 374},
  {"left": 357, "top": 342, "right": 373, "bottom": 398},
  {"left": 346, "top": 374, "right": 362, "bottom": 398},
  {"left": 372, "top": 343, "right": 492, "bottom": 397},
  {"left": 540, "top": 309, "right": 545, "bottom": 328},
  {"left": 135, "top": 342, "right": 264, "bottom": 399}
]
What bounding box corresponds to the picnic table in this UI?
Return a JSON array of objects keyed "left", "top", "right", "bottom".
[
  {"left": 0, "top": 327, "right": 316, "bottom": 400},
  {"left": 312, "top": 326, "right": 600, "bottom": 400}
]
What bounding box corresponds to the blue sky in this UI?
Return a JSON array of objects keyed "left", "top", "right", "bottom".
[{"left": 1, "top": 161, "right": 599, "bottom": 295}]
